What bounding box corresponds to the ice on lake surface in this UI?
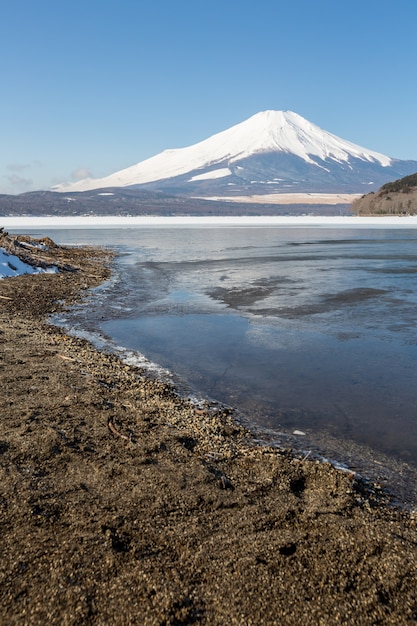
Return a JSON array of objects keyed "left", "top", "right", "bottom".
[{"left": 20, "top": 223, "right": 417, "bottom": 506}]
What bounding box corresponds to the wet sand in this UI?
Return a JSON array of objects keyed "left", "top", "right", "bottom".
[{"left": 1, "top": 231, "right": 417, "bottom": 625}]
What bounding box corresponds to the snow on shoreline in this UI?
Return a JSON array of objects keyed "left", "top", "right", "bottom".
[
  {"left": 2, "top": 215, "right": 417, "bottom": 230},
  {"left": 0, "top": 247, "right": 57, "bottom": 279}
]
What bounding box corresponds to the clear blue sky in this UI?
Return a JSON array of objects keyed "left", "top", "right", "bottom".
[{"left": 1, "top": 0, "right": 417, "bottom": 194}]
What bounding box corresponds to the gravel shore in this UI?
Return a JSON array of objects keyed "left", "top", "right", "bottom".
[{"left": 1, "top": 232, "right": 417, "bottom": 625}]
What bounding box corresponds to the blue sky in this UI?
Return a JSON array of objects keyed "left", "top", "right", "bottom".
[{"left": 1, "top": 0, "right": 417, "bottom": 194}]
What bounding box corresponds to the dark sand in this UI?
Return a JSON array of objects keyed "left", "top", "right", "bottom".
[{"left": 0, "top": 231, "right": 416, "bottom": 625}]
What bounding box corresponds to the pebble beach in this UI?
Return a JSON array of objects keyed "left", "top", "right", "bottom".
[{"left": 1, "top": 231, "right": 417, "bottom": 625}]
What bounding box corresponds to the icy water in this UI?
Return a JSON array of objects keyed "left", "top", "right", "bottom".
[{"left": 22, "top": 225, "right": 417, "bottom": 505}]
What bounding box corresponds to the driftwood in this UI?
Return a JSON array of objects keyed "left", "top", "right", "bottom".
[{"left": 108, "top": 419, "right": 130, "bottom": 441}]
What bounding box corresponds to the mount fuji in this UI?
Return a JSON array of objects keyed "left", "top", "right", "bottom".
[{"left": 53, "top": 111, "right": 417, "bottom": 197}]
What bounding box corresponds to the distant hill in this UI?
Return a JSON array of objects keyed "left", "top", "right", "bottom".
[
  {"left": 0, "top": 188, "right": 235, "bottom": 217},
  {"left": 352, "top": 172, "right": 417, "bottom": 215},
  {"left": 0, "top": 188, "right": 351, "bottom": 218}
]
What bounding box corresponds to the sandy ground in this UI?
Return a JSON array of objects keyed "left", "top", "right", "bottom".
[
  {"left": 195, "top": 193, "right": 361, "bottom": 204},
  {"left": 1, "top": 231, "right": 417, "bottom": 625}
]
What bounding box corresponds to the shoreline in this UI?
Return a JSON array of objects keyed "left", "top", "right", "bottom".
[
  {"left": 49, "top": 315, "right": 417, "bottom": 513},
  {"left": 1, "top": 233, "right": 417, "bottom": 624},
  {"left": 3, "top": 214, "right": 417, "bottom": 230}
]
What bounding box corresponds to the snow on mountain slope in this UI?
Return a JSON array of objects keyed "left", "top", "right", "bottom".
[{"left": 53, "top": 111, "right": 393, "bottom": 193}]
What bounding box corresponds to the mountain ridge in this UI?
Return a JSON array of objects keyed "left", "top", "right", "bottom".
[
  {"left": 52, "top": 110, "right": 415, "bottom": 196},
  {"left": 0, "top": 187, "right": 353, "bottom": 217}
]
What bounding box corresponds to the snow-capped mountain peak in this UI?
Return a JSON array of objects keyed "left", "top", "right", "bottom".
[
  {"left": 236, "top": 110, "right": 391, "bottom": 165},
  {"left": 53, "top": 111, "right": 412, "bottom": 195}
]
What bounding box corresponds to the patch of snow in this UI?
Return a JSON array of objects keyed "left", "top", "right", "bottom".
[
  {"left": 189, "top": 168, "right": 231, "bottom": 182},
  {"left": 3, "top": 215, "right": 417, "bottom": 230},
  {"left": 0, "top": 248, "right": 57, "bottom": 279},
  {"left": 19, "top": 241, "right": 48, "bottom": 251}
]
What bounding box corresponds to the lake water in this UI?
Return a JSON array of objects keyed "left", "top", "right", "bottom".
[{"left": 20, "top": 224, "right": 417, "bottom": 506}]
